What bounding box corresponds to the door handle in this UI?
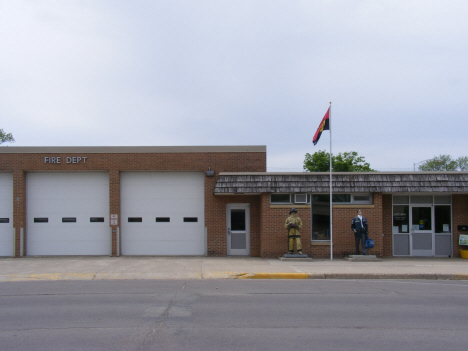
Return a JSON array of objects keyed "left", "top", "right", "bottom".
[{"left": 228, "top": 228, "right": 231, "bottom": 235}]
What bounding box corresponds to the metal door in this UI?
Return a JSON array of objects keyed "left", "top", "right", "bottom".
[
  {"left": 120, "top": 172, "right": 205, "bottom": 256},
  {"left": 26, "top": 172, "right": 110, "bottom": 256},
  {"left": 410, "top": 205, "right": 433, "bottom": 256},
  {"left": 226, "top": 204, "right": 250, "bottom": 256},
  {"left": 0, "top": 173, "right": 14, "bottom": 257}
]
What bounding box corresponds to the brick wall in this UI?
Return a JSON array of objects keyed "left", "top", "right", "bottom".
[
  {"left": 1, "top": 151, "right": 266, "bottom": 257},
  {"left": 256, "top": 193, "right": 385, "bottom": 258},
  {"left": 207, "top": 195, "right": 261, "bottom": 257},
  {"left": 452, "top": 194, "right": 468, "bottom": 257},
  {"left": 4, "top": 149, "right": 466, "bottom": 259},
  {"left": 382, "top": 194, "right": 393, "bottom": 257}
]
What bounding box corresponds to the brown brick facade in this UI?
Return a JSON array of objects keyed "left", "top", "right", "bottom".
[
  {"left": 255, "top": 193, "right": 385, "bottom": 258},
  {"left": 453, "top": 194, "right": 468, "bottom": 256},
  {"left": 2, "top": 148, "right": 467, "bottom": 258},
  {"left": 1, "top": 148, "right": 266, "bottom": 257}
]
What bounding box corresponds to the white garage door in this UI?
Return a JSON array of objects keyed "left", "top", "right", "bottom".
[
  {"left": 0, "top": 173, "right": 14, "bottom": 256},
  {"left": 121, "top": 172, "right": 205, "bottom": 255},
  {"left": 26, "top": 172, "right": 110, "bottom": 256}
]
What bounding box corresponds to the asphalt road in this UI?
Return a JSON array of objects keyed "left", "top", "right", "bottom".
[{"left": 0, "top": 279, "right": 466, "bottom": 351}]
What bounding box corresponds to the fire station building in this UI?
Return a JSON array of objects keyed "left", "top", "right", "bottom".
[{"left": 1, "top": 146, "right": 467, "bottom": 258}]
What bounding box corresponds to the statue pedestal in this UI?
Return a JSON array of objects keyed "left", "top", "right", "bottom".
[
  {"left": 279, "top": 254, "right": 312, "bottom": 261},
  {"left": 345, "top": 255, "right": 380, "bottom": 261}
]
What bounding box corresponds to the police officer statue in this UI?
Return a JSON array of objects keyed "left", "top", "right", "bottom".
[
  {"left": 351, "top": 209, "right": 368, "bottom": 255},
  {"left": 285, "top": 208, "right": 303, "bottom": 254}
]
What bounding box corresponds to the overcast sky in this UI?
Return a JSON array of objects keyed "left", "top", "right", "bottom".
[{"left": 1, "top": 1, "right": 467, "bottom": 171}]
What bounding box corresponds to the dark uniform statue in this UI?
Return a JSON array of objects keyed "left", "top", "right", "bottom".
[
  {"left": 285, "top": 208, "right": 303, "bottom": 254},
  {"left": 351, "top": 209, "right": 368, "bottom": 255}
]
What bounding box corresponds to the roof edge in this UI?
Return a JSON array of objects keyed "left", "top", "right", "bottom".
[
  {"left": 0, "top": 145, "right": 266, "bottom": 154},
  {"left": 218, "top": 171, "right": 468, "bottom": 175}
]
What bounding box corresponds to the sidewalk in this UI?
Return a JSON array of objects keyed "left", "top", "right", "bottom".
[{"left": 0, "top": 256, "right": 467, "bottom": 281}]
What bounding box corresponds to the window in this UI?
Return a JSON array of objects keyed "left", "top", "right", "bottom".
[
  {"left": 90, "top": 217, "right": 105, "bottom": 223},
  {"left": 270, "top": 194, "right": 291, "bottom": 204},
  {"left": 312, "top": 195, "right": 330, "bottom": 241},
  {"left": 393, "top": 196, "right": 409, "bottom": 204},
  {"left": 128, "top": 217, "right": 142, "bottom": 222},
  {"left": 0, "top": 218, "right": 9, "bottom": 223},
  {"left": 312, "top": 194, "right": 370, "bottom": 204},
  {"left": 412, "top": 207, "right": 432, "bottom": 230},
  {"left": 156, "top": 217, "right": 170, "bottom": 222},
  {"left": 393, "top": 205, "right": 409, "bottom": 233},
  {"left": 410, "top": 195, "right": 432, "bottom": 204},
  {"left": 294, "top": 194, "right": 308, "bottom": 203},
  {"left": 353, "top": 195, "right": 371, "bottom": 202},
  {"left": 62, "top": 217, "right": 77, "bottom": 223},
  {"left": 272, "top": 193, "right": 372, "bottom": 206},
  {"left": 434, "top": 195, "right": 451, "bottom": 204},
  {"left": 435, "top": 206, "right": 451, "bottom": 233},
  {"left": 184, "top": 217, "right": 198, "bottom": 222},
  {"left": 34, "top": 218, "right": 48, "bottom": 223},
  {"left": 332, "top": 194, "right": 351, "bottom": 203}
]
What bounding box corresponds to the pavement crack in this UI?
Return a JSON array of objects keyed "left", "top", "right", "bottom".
[
  {"left": 91, "top": 265, "right": 111, "bottom": 280},
  {"left": 136, "top": 322, "right": 164, "bottom": 351},
  {"left": 179, "top": 281, "right": 189, "bottom": 293},
  {"left": 136, "top": 280, "right": 189, "bottom": 349}
]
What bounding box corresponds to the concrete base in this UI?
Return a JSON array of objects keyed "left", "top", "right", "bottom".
[
  {"left": 283, "top": 254, "right": 309, "bottom": 258},
  {"left": 345, "top": 255, "right": 381, "bottom": 262},
  {"left": 279, "top": 257, "right": 313, "bottom": 262},
  {"left": 279, "top": 254, "right": 312, "bottom": 262}
]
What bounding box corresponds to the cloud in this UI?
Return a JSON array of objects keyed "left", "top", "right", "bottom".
[{"left": 0, "top": 1, "right": 467, "bottom": 171}]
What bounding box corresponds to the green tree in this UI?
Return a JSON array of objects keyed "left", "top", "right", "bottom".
[
  {"left": 418, "top": 155, "right": 459, "bottom": 171},
  {"left": 0, "top": 129, "right": 15, "bottom": 145},
  {"left": 457, "top": 156, "right": 468, "bottom": 171},
  {"left": 303, "top": 150, "right": 375, "bottom": 172}
]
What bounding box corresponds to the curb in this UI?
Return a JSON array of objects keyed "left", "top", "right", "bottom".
[
  {"left": 234, "top": 273, "right": 468, "bottom": 280},
  {"left": 1, "top": 272, "right": 467, "bottom": 282}
]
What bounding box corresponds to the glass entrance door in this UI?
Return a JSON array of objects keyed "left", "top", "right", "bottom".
[{"left": 410, "top": 205, "right": 433, "bottom": 256}]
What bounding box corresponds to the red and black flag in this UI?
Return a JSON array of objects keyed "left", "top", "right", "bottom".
[{"left": 312, "top": 107, "right": 330, "bottom": 145}]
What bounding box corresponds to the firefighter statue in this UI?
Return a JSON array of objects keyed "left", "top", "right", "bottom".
[{"left": 285, "top": 208, "right": 303, "bottom": 254}]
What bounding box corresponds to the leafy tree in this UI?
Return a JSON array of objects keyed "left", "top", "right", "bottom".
[
  {"left": 303, "top": 150, "right": 375, "bottom": 172},
  {"left": 0, "top": 129, "right": 15, "bottom": 145},
  {"left": 457, "top": 156, "right": 468, "bottom": 171},
  {"left": 418, "top": 155, "right": 459, "bottom": 171}
]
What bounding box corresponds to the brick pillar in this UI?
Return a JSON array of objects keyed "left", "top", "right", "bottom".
[
  {"left": 382, "top": 194, "right": 393, "bottom": 257},
  {"left": 109, "top": 170, "right": 120, "bottom": 256},
  {"left": 259, "top": 193, "right": 269, "bottom": 258},
  {"left": 13, "top": 170, "right": 26, "bottom": 257},
  {"left": 372, "top": 193, "right": 384, "bottom": 257},
  {"left": 453, "top": 194, "right": 468, "bottom": 257}
]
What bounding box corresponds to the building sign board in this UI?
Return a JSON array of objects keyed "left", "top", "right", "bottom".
[{"left": 44, "top": 156, "right": 88, "bottom": 164}]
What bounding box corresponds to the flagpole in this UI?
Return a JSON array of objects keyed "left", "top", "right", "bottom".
[{"left": 329, "top": 102, "right": 333, "bottom": 261}]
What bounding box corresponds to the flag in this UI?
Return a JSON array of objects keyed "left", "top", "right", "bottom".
[{"left": 312, "top": 107, "right": 330, "bottom": 145}]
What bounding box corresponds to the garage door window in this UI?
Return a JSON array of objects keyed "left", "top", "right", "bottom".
[
  {"left": 128, "top": 217, "right": 143, "bottom": 222},
  {"left": 34, "top": 218, "right": 48, "bottom": 223},
  {"left": 0, "top": 218, "right": 9, "bottom": 223},
  {"left": 62, "top": 217, "right": 77, "bottom": 223},
  {"left": 184, "top": 217, "right": 198, "bottom": 222},
  {"left": 90, "top": 217, "right": 105, "bottom": 222},
  {"left": 156, "top": 217, "right": 170, "bottom": 222}
]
